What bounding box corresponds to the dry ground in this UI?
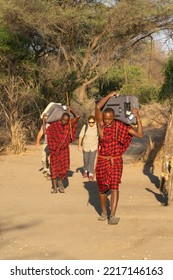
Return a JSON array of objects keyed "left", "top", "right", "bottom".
[{"left": 0, "top": 137, "right": 173, "bottom": 260}]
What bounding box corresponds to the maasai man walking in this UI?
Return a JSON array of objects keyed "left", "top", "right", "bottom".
[
  {"left": 95, "top": 91, "right": 143, "bottom": 224},
  {"left": 45, "top": 108, "right": 80, "bottom": 193}
]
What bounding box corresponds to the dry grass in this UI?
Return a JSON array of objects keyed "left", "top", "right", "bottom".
[
  {"left": 140, "top": 102, "right": 170, "bottom": 129},
  {"left": 6, "top": 121, "right": 27, "bottom": 154}
]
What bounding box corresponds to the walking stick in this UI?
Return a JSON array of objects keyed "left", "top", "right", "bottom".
[{"left": 66, "top": 92, "right": 73, "bottom": 140}]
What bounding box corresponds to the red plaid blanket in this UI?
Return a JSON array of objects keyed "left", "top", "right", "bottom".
[
  {"left": 96, "top": 120, "right": 132, "bottom": 193},
  {"left": 47, "top": 121, "right": 76, "bottom": 179}
]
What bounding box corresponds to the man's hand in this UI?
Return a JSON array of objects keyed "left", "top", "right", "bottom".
[
  {"left": 78, "top": 145, "right": 82, "bottom": 152},
  {"left": 108, "top": 91, "right": 119, "bottom": 98},
  {"left": 42, "top": 113, "right": 47, "bottom": 120},
  {"left": 132, "top": 108, "right": 140, "bottom": 119}
]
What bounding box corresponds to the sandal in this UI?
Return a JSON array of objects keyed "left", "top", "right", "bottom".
[
  {"left": 83, "top": 171, "right": 88, "bottom": 179},
  {"left": 51, "top": 187, "right": 57, "bottom": 193},
  {"left": 98, "top": 213, "right": 107, "bottom": 221},
  {"left": 89, "top": 175, "right": 94, "bottom": 181},
  {"left": 108, "top": 216, "right": 120, "bottom": 225}
]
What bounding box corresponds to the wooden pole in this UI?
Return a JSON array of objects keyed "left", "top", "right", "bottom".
[{"left": 66, "top": 92, "right": 73, "bottom": 139}]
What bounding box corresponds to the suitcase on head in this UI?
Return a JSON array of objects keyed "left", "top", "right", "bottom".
[
  {"left": 40, "top": 102, "right": 57, "bottom": 119},
  {"left": 44, "top": 103, "right": 74, "bottom": 123},
  {"left": 101, "top": 95, "right": 139, "bottom": 125}
]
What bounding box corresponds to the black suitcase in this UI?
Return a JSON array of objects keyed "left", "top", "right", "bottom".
[
  {"left": 101, "top": 95, "right": 139, "bottom": 125},
  {"left": 45, "top": 103, "right": 74, "bottom": 123}
]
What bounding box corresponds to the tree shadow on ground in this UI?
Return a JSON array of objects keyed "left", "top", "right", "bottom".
[
  {"left": 143, "top": 163, "right": 160, "bottom": 188},
  {"left": 142, "top": 135, "right": 169, "bottom": 205},
  {"left": 83, "top": 181, "right": 110, "bottom": 215},
  {"left": 145, "top": 187, "right": 168, "bottom": 206},
  {"left": 142, "top": 131, "right": 165, "bottom": 189},
  {"left": 0, "top": 219, "right": 41, "bottom": 235}
]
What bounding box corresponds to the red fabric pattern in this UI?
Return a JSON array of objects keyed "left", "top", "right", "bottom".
[
  {"left": 96, "top": 120, "right": 132, "bottom": 193},
  {"left": 47, "top": 121, "right": 76, "bottom": 179}
]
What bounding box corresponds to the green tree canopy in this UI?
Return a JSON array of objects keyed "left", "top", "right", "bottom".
[{"left": 1, "top": 0, "right": 173, "bottom": 102}]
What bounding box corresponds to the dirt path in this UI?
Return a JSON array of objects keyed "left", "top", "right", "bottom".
[{"left": 0, "top": 141, "right": 173, "bottom": 260}]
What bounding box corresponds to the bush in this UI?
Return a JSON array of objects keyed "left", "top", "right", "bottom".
[{"left": 138, "top": 86, "right": 160, "bottom": 104}]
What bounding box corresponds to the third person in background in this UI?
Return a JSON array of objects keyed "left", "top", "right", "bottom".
[{"left": 78, "top": 116, "right": 98, "bottom": 181}]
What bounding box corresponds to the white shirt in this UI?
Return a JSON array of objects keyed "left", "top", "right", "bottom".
[{"left": 79, "top": 124, "right": 98, "bottom": 152}]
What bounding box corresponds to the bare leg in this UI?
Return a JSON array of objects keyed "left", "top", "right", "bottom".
[
  {"left": 100, "top": 192, "right": 107, "bottom": 214},
  {"left": 58, "top": 179, "right": 65, "bottom": 193},
  {"left": 110, "top": 189, "right": 119, "bottom": 217},
  {"left": 51, "top": 178, "right": 57, "bottom": 193},
  {"left": 109, "top": 189, "right": 120, "bottom": 225},
  {"left": 98, "top": 192, "right": 107, "bottom": 221}
]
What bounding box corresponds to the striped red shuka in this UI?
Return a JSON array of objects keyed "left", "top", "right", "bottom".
[
  {"left": 47, "top": 120, "right": 76, "bottom": 180},
  {"left": 96, "top": 120, "right": 132, "bottom": 193}
]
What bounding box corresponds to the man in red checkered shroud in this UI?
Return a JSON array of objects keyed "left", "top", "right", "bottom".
[
  {"left": 46, "top": 108, "right": 80, "bottom": 194},
  {"left": 95, "top": 92, "right": 143, "bottom": 225}
]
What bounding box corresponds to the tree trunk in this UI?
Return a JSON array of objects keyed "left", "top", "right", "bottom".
[
  {"left": 71, "top": 84, "right": 96, "bottom": 136},
  {"left": 74, "top": 85, "right": 88, "bottom": 104},
  {"left": 160, "top": 109, "right": 173, "bottom": 204},
  {"left": 73, "top": 85, "right": 95, "bottom": 114}
]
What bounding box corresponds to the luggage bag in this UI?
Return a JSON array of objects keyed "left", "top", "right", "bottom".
[
  {"left": 101, "top": 95, "right": 139, "bottom": 125},
  {"left": 45, "top": 103, "right": 74, "bottom": 123}
]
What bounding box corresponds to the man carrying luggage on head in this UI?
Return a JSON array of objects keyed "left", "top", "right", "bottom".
[
  {"left": 95, "top": 91, "right": 143, "bottom": 224},
  {"left": 44, "top": 107, "right": 80, "bottom": 193}
]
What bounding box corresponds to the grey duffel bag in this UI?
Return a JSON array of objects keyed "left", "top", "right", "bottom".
[
  {"left": 45, "top": 104, "right": 74, "bottom": 123},
  {"left": 101, "top": 95, "right": 139, "bottom": 125}
]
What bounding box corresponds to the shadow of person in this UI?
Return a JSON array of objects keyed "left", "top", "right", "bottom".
[
  {"left": 143, "top": 163, "right": 160, "bottom": 188},
  {"left": 145, "top": 187, "right": 168, "bottom": 206},
  {"left": 62, "top": 170, "right": 74, "bottom": 189},
  {"left": 67, "top": 170, "right": 74, "bottom": 177},
  {"left": 83, "top": 181, "right": 110, "bottom": 215},
  {"left": 62, "top": 177, "right": 69, "bottom": 189},
  {"left": 76, "top": 166, "right": 83, "bottom": 175}
]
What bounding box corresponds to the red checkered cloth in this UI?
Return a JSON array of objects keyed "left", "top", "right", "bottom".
[
  {"left": 96, "top": 120, "right": 132, "bottom": 193},
  {"left": 47, "top": 120, "right": 77, "bottom": 179}
]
